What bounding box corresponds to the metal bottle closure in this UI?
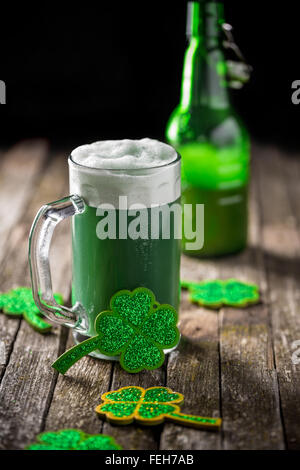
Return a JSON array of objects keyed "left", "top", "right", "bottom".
[{"left": 222, "top": 22, "right": 253, "bottom": 89}]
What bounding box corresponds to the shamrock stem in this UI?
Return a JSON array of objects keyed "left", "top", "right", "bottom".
[
  {"left": 52, "top": 335, "right": 102, "bottom": 375},
  {"left": 168, "top": 412, "right": 221, "bottom": 431}
]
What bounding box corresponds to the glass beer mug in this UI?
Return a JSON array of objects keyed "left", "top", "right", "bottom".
[{"left": 29, "top": 139, "right": 181, "bottom": 359}]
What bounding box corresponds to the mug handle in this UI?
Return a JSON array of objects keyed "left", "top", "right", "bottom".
[{"left": 28, "top": 194, "right": 87, "bottom": 331}]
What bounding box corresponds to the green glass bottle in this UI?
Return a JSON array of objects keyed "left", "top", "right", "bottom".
[{"left": 166, "top": 0, "right": 250, "bottom": 257}]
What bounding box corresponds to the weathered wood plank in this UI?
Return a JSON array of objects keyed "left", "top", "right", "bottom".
[
  {"left": 45, "top": 332, "right": 112, "bottom": 435},
  {"left": 162, "top": 146, "right": 284, "bottom": 450},
  {"left": 160, "top": 257, "right": 221, "bottom": 450},
  {"left": 218, "top": 152, "right": 284, "bottom": 450},
  {"left": 0, "top": 153, "right": 71, "bottom": 449},
  {"left": 0, "top": 140, "right": 48, "bottom": 258},
  {"left": 0, "top": 141, "right": 49, "bottom": 380},
  {"left": 256, "top": 147, "right": 300, "bottom": 450}
]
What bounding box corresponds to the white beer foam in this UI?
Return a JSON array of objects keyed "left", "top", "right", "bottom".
[
  {"left": 71, "top": 138, "right": 177, "bottom": 169},
  {"left": 69, "top": 138, "right": 181, "bottom": 208}
]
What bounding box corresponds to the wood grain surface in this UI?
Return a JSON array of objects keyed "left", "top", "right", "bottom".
[{"left": 0, "top": 141, "right": 299, "bottom": 450}]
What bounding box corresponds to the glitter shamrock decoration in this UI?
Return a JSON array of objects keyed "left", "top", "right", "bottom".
[
  {"left": 181, "top": 279, "right": 260, "bottom": 309},
  {"left": 95, "top": 386, "right": 221, "bottom": 430},
  {"left": 0, "top": 287, "right": 64, "bottom": 333},
  {"left": 26, "top": 429, "right": 122, "bottom": 450},
  {"left": 52, "top": 287, "right": 179, "bottom": 374}
]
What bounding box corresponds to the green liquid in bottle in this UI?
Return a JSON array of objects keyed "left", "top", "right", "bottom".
[
  {"left": 180, "top": 138, "right": 249, "bottom": 257},
  {"left": 166, "top": 1, "right": 250, "bottom": 257}
]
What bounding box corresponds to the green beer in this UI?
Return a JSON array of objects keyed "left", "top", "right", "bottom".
[
  {"left": 72, "top": 203, "right": 181, "bottom": 338},
  {"left": 166, "top": 1, "right": 250, "bottom": 257}
]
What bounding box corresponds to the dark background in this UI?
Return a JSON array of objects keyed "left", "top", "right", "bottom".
[{"left": 0, "top": 1, "right": 299, "bottom": 150}]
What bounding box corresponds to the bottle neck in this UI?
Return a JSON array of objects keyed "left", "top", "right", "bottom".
[{"left": 180, "top": 1, "right": 230, "bottom": 111}]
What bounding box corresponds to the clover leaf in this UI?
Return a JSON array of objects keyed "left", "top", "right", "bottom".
[
  {"left": 26, "top": 429, "right": 122, "bottom": 450},
  {"left": 181, "top": 279, "right": 260, "bottom": 309},
  {"left": 52, "top": 287, "right": 180, "bottom": 374},
  {"left": 0, "top": 287, "right": 64, "bottom": 333},
  {"left": 96, "top": 386, "right": 183, "bottom": 425},
  {"left": 95, "top": 386, "right": 222, "bottom": 430}
]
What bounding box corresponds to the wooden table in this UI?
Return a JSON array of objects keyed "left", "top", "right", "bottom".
[{"left": 0, "top": 140, "right": 299, "bottom": 450}]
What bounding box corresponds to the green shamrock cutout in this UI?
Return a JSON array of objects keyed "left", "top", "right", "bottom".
[
  {"left": 26, "top": 429, "right": 122, "bottom": 450},
  {"left": 52, "top": 287, "right": 179, "bottom": 374},
  {"left": 181, "top": 279, "right": 260, "bottom": 309},
  {"left": 95, "top": 386, "right": 221, "bottom": 430},
  {"left": 0, "top": 287, "right": 64, "bottom": 333}
]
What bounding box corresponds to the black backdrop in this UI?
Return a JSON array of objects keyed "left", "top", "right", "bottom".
[{"left": 0, "top": 1, "right": 299, "bottom": 149}]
